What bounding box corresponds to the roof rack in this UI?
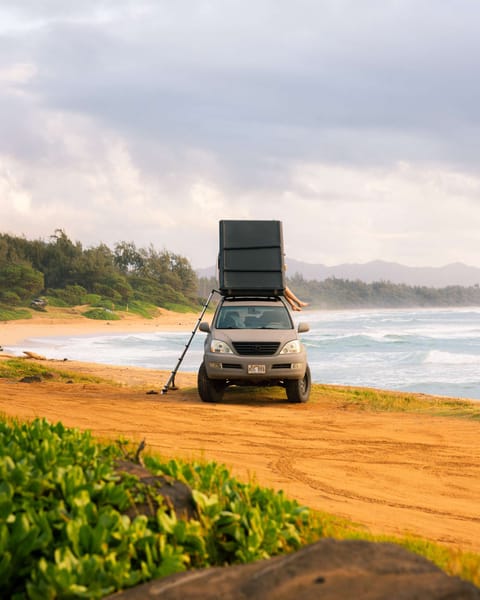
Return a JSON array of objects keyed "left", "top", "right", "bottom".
[{"left": 221, "top": 295, "right": 283, "bottom": 302}]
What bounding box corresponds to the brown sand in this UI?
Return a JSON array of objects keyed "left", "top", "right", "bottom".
[
  {"left": 1, "top": 310, "right": 479, "bottom": 554},
  {"left": 0, "top": 307, "right": 198, "bottom": 346}
]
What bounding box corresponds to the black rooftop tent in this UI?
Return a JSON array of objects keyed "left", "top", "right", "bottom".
[{"left": 218, "top": 220, "right": 286, "bottom": 296}]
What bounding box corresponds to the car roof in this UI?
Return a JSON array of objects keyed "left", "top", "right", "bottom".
[{"left": 220, "top": 297, "right": 285, "bottom": 306}]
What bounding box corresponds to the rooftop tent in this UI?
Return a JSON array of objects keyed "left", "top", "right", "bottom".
[{"left": 218, "top": 220, "right": 285, "bottom": 296}]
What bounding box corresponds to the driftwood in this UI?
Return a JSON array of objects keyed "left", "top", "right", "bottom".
[{"left": 23, "top": 351, "right": 47, "bottom": 360}]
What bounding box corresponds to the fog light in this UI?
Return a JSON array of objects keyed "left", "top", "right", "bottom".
[
  {"left": 209, "top": 362, "right": 222, "bottom": 369},
  {"left": 291, "top": 363, "right": 303, "bottom": 370}
]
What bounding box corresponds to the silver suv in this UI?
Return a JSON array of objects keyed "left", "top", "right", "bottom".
[{"left": 198, "top": 296, "right": 310, "bottom": 403}]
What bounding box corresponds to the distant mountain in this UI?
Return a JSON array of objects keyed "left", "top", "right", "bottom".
[{"left": 197, "top": 259, "right": 480, "bottom": 288}]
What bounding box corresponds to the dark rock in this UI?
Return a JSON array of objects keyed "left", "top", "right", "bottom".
[
  {"left": 105, "top": 538, "right": 480, "bottom": 599},
  {"left": 115, "top": 460, "right": 198, "bottom": 521},
  {"left": 19, "top": 375, "right": 42, "bottom": 383}
]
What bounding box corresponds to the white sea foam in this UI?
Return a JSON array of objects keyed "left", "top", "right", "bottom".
[{"left": 424, "top": 350, "right": 480, "bottom": 365}]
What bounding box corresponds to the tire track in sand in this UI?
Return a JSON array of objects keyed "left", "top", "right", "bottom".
[{"left": 272, "top": 454, "right": 480, "bottom": 525}]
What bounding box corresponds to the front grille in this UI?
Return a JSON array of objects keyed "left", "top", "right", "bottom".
[
  {"left": 232, "top": 341, "right": 280, "bottom": 356},
  {"left": 222, "top": 363, "right": 242, "bottom": 369},
  {"left": 272, "top": 363, "right": 291, "bottom": 369}
]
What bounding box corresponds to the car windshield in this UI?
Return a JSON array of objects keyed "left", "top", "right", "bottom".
[{"left": 216, "top": 305, "right": 292, "bottom": 329}]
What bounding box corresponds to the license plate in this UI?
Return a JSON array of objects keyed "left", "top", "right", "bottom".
[{"left": 248, "top": 364, "right": 266, "bottom": 374}]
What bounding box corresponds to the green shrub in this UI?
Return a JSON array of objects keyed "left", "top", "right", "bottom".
[
  {"left": 0, "top": 306, "right": 32, "bottom": 321},
  {"left": 146, "top": 457, "right": 312, "bottom": 564},
  {"left": 0, "top": 419, "right": 315, "bottom": 599},
  {"left": 47, "top": 285, "right": 88, "bottom": 306},
  {"left": 0, "top": 359, "right": 104, "bottom": 383},
  {"left": 43, "top": 295, "right": 69, "bottom": 307},
  {"left": 117, "top": 301, "right": 159, "bottom": 319},
  {"left": 91, "top": 299, "right": 115, "bottom": 310},
  {"left": 82, "top": 308, "right": 120, "bottom": 321},
  {"left": 0, "top": 263, "right": 44, "bottom": 302},
  {"left": 82, "top": 294, "right": 102, "bottom": 305},
  {"left": 93, "top": 284, "right": 122, "bottom": 303},
  {"left": 0, "top": 291, "right": 21, "bottom": 306},
  {"left": 0, "top": 419, "right": 196, "bottom": 598}
]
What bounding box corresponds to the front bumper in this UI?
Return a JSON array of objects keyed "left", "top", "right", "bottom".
[{"left": 203, "top": 350, "right": 307, "bottom": 381}]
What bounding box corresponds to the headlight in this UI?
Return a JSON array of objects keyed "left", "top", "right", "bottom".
[
  {"left": 280, "top": 340, "right": 302, "bottom": 354},
  {"left": 211, "top": 339, "right": 234, "bottom": 354}
]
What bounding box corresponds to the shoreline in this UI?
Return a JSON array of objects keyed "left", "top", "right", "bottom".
[
  {"left": 3, "top": 306, "right": 480, "bottom": 402},
  {"left": 0, "top": 308, "right": 200, "bottom": 347}
]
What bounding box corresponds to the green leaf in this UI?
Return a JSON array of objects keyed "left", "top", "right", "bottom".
[{"left": 0, "top": 551, "right": 12, "bottom": 586}]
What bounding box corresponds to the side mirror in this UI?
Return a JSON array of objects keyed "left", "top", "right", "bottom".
[
  {"left": 199, "top": 322, "right": 211, "bottom": 333},
  {"left": 297, "top": 322, "right": 310, "bottom": 333}
]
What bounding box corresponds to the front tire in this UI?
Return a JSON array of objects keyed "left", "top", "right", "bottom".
[
  {"left": 197, "top": 362, "right": 225, "bottom": 403},
  {"left": 285, "top": 364, "right": 311, "bottom": 403}
]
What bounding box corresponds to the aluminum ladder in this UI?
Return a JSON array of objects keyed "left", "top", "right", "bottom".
[{"left": 161, "top": 289, "right": 219, "bottom": 394}]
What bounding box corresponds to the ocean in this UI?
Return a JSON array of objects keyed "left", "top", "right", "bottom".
[{"left": 5, "top": 307, "right": 480, "bottom": 400}]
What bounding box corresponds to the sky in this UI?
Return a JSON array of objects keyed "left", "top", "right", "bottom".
[{"left": 1, "top": 1, "right": 480, "bottom": 269}]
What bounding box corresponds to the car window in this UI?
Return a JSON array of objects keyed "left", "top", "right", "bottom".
[{"left": 216, "top": 305, "right": 292, "bottom": 329}]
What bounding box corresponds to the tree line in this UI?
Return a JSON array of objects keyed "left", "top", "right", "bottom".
[
  {"left": 2, "top": 229, "right": 480, "bottom": 312},
  {"left": 283, "top": 272, "right": 480, "bottom": 308},
  {"left": 0, "top": 230, "right": 199, "bottom": 310},
  {"left": 198, "top": 273, "right": 480, "bottom": 309}
]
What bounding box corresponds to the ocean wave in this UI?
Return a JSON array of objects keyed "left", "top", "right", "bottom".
[
  {"left": 424, "top": 350, "right": 480, "bottom": 365},
  {"left": 305, "top": 332, "right": 411, "bottom": 347}
]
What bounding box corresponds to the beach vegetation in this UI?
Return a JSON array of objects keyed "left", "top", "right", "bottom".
[
  {"left": 82, "top": 293, "right": 103, "bottom": 305},
  {"left": 1, "top": 417, "right": 479, "bottom": 599},
  {"left": 82, "top": 308, "right": 121, "bottom": 321},
  {"left": 0, "top": 231, "right": 201, "bottom": 316},
  {"left": 0, "top": 306, "right": 32, "bottom": 321},
  {"left": 48, "top": 284, "right": 89, "bottom": 306},
  {"left": 91, "top": 298, "right": 116, "bottom": 310},
  {"left": 1, "top": 291, "right": 22, "bottom": 306},
  {"left": 4, "top": 230, "right": 480, "bottom": 315},
  {"left": 0, "top": 262, "right": 44, "bottom": 305},
  {"left": 116, "top": 300, "right": 159, "bottom": 319},
  {"left": 42, "top": 295, "right": 70, "bottom": 307},
  {"left": 311, "top": 384, "right": 480, "bottom": 420},
  {"left": 0, "top": 358, "right": 104, "bottom": 383}
]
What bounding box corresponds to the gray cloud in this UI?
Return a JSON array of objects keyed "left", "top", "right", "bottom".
[
  {"left": 2, "top": 1, "right": 480, "bottom": 267},
  {"left": 8, "top": 1, "right": 480, "bottom": 166}
]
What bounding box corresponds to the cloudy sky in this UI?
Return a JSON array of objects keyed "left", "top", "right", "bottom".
[{"left": 1, "top": 1, "right": 480, "bottom": 268}]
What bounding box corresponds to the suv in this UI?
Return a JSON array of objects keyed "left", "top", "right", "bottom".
[{"left": 198, "top": 295, "right": 310, "bottom": 403}]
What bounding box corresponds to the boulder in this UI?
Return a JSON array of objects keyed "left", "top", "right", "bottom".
[
  {"left": 106, "top": 538, "right": 479, "bottom": 599},
  {"left": 19, "top": 375, "right": 43, "bottom": 383},
  {"left": 115, "top": 459, "right": 198, "bottom": 521}
]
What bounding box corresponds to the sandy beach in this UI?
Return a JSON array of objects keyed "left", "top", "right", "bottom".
[
  {"left": 0, "top": 307, "right": 199, "bottom": 347},
  {"left": 1, "top": 307, "right": 480, "bottom": 554}
]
